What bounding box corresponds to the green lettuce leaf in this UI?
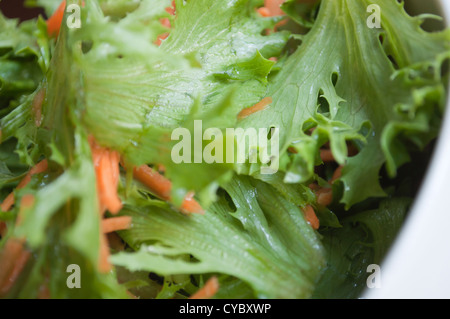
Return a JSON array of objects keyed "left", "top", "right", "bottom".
[
  {"left": 55, "top": 0, "right": 290, "bottom": 204},
  {"left": 111, "top": 175, "right": 325, "bottom": 299},
  {"left": 237, "top": 0, "right": 450, "bottom": 207},
  {"left": 0, "top": 14, "right": 44, "bottom": 110}
]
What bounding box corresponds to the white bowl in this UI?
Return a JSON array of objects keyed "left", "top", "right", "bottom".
[{"left": 364, "top": 0, "right": 450, "bottom": 299}]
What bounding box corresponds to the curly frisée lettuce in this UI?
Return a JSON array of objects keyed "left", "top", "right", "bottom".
[
  {"left": 0, "top": 0, "right": 448, "bottom": 299},
  {"left": 111, "top": 176, "right": 325, "bottom": 299},
  {"left": 239, "top": 0, "right": 450, "bottom": 207}
]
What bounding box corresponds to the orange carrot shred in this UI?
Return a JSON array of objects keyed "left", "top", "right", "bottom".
[
  {"left": 0, "top": 239, "right": 30, "bottom": 297},
  {"left": 160, "top": 18, "right": 171, "bottom": 28},
  {"left": 264, "top": 0, "right": 285, "bottom": 16},
  {"left": 316, "top": 188, "right": 333, "bottom": 206},
  {"left": 133, "top": 165, "right": 204, "bottom": 215},
  {"left": 20, "top": 194, "right": 35, "bottom": 208},
  {"left": 90, "top": 139, "right": 123, "bottom": 273},
  {"left": 3, "top": 249, "right": 31, "bottom": 294},
  {"left": 165, "top": 0, "right": 176, "bottom": 15},
  {"left": 302, "top": 205, "right": 319, "bottom": 230},
  {"left": 90, "top": 138, "right": 122, "bottom": 215},
  {"left": 46, "top": 0, "right": 66, "bottom": 37},
  {"left": 32, "top": 88, "right": 46, "bottom": 127},
  {"left": 98, "top": 231, "right": 112, "bottom": 274},
  {"left": 0, "top": 192, "right": 41, "bottom": 296},
  {"left": 0, "top": 160, "right": 47, "bottom": 212},
  {"left": 0, "top": 194, "right": 15, "bottom": 213},
  {"left": 155, "top": 33, "right": 169, "bottom": 46},
  {"left": 102, "top": 216, "right": 132, "bottom": 234},
  {"left": 257, "top": 7, "right": 271, "bottom": 17},
  {"left": 133, "top": 165, "right": 172, "bottom": 200},
  {"left": 190, "top": 276, "right": 219, "bottom": 299},
  {"left": 181, "top": 192, "right": 205, "bottom": 215},
  {"left": 320, "top": 149, "right": 334, "bottom": 162},
  {"left": 259, "top": 0, "right": 286, "bottom": 34},
  {"left": 15, "top": 194, "right": 36, "bottom": 227},
  {"left": 0, "top": 163, "right": 46, "bottom": 296},
  {"left": 23, "top": 159, "right": 48, "bottom": 183},
  {"left": 237, "top": 97, "right": 272, "bottom": 120}
]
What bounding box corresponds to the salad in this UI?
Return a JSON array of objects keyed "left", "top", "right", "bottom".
[{"left": 0, "top": 0, "right": 449, "bottom": 299}]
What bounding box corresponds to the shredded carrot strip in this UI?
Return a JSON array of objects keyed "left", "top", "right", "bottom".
[
  {"left": 320, "top": 149, "right": 334, "bottom": 162},
  {"left": 133, "top": 165, "right": 172, "bottom": 200},
  {"left": 190, "top": 276, "right": 219, "bottom": 299},
  {"left": 99, "top": 216, "right": 113, "bottom": 274},
  {"left": 316, "top": 188, "right": 333, "bottom": 206},
  {"left": 98, "top": 151, "right": 122, "bottom": 214},
  {"left": 180, "top": 192, "right": 205, "bottom": 215},
  {"left": 90, "top": 138, "right": 122, "bottom": 215},
  {"left": 46, "top": 0, "right": 66, "bottom": 37},
  {"left": 0, "top": 239, "right": 30, "bottom": 297},
  {"left": 157, "top": 2, "right": 174, "bottom": 45},
  {"left": 4, "top": 249, "right": 31, "bottom": 293},
  {"left": 32, "top": 88, "right": 46, "bottom": 127},
  {"left": 0, "top": 194, "right": 14, "bottom": 213},
  {"left": 20, "top": 194, "right": 35, "bottom": 209},
  {"left": 237, "top": 97, "right": 273, "bottom": 120},
  {"left": 155, "top": 32, "right": 169, "bottom": 46},
  {"left": 98, "top": 231, "right": 112, "bottom": 274},
  {"left": 165, "top": 0, "right": 176, "bottom": 15},
  {"left": 2, "top": 251, "right": 30, "bottom": 296},
  {"left": 160, "top": 18, "right": 171, "bottom": 28},
  {"left": 102, "top": 216, "right": 132, "bottom": 234},
  {"left": 0, "top": 160, "right": 47, "bottom": 212},
  {"left": 109, "top": 151, "right": 121, "bottom": 184},
  {"left": 0, "top": 193, "right": 39, "bottom": 296},
  {"left": 258, "top": 0, "right": 286, "bottom": 29},
  {"left": 21, "top": 160, "right": 48, "bottom": 186},
  {"left": 89, "top": 137, "right": 123, "bottom": 272},
  {"left": 265, "top": 0, "right": 285, "bottom": 16},
  {"left": 133, "top": 165, "right": 204, "bottom": 215},
  {"left": 257, "top": 7, "right": 271, "bottom": 17},
  {"left": 15, "top": 194, "right": 35, "bottom": 227},
  {"left": 302, "top": 205, "right": 319, "bottom": 230}
]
